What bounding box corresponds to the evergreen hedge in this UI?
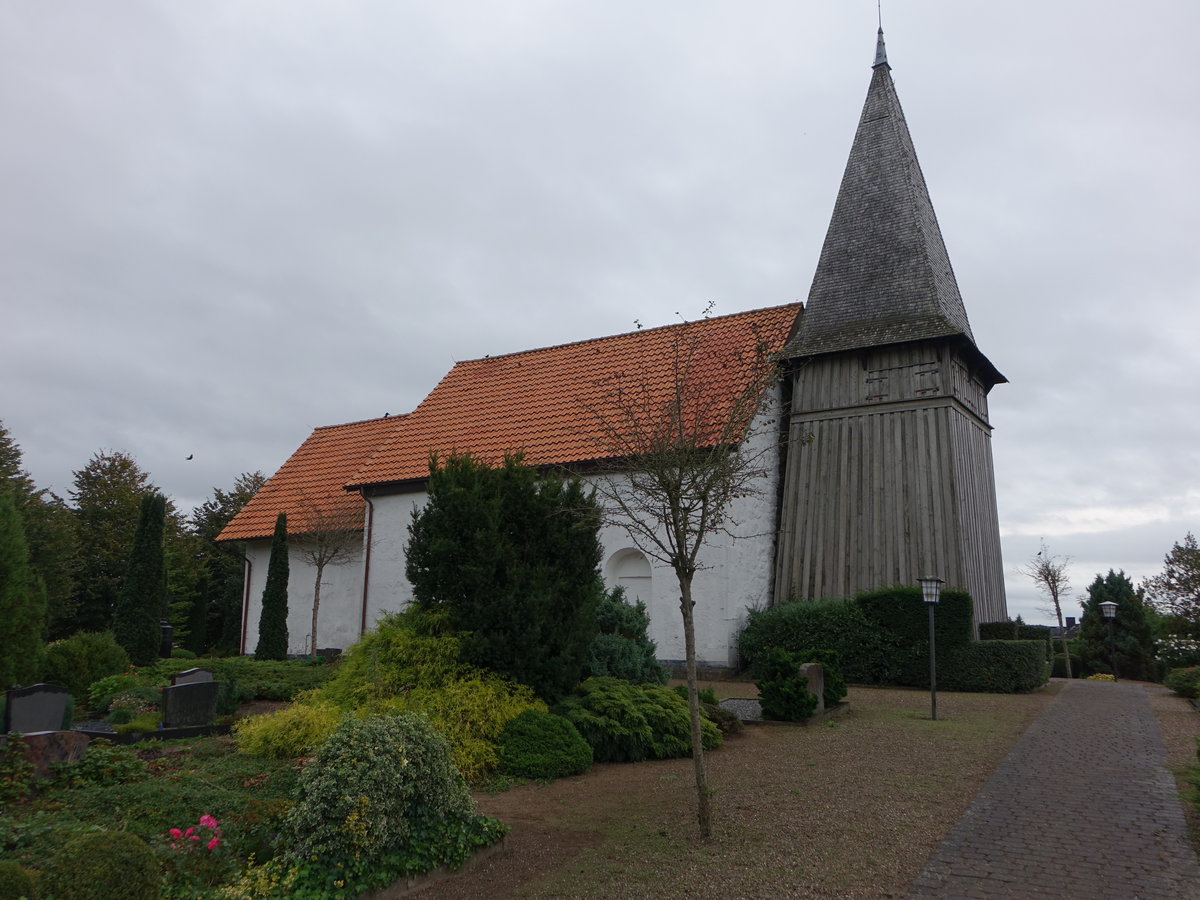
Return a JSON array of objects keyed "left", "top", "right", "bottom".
[{"left": 941, "top": 640, "right": 1049, "bottom": 693}]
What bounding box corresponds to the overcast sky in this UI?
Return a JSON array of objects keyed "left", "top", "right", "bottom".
[{"left": 3, "top": 2, "right": 1197, "bottom": 626}]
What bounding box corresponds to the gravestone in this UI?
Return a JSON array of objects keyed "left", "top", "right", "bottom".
[
  {"left": 170, "top": 667, "right": 215, "bottom": 686},
  {"left": 4, "top": 684, "right": 70, "bottom": 734},
  {"left": 799, "top": 662, "right": 825, "bottom": 715},
  {"left": 160, "top": 681, "right": 220, "bottom": 728}
]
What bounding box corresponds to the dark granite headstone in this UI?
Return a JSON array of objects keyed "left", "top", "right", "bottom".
[
  {"left": 3, "top": 684, "right": 70, "bottom": 734},
  {"left": 170, "top": 667, "right": 215, "bottom": 686},
  {"left": 160, "top": 681, "right": 220, "bottom": 728}
]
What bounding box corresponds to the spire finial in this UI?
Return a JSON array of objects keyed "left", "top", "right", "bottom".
[{"left": 873, "top": 25, "right": 889, "bottom": 69}]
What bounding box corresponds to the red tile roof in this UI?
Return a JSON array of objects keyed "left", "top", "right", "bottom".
[
  {"left": 218, "top": 303, "right": 801, "bottom": 541},
  {"left": 347, "top": 304, "right": 801, "bottom": 488},
  {"left": 217, "top": 415, "right": 406, "bottom": 542}
]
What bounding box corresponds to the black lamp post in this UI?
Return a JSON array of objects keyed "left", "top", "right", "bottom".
[
  {"left": 918, "top": 577, "right": 945, "bottom": 720},
  {"left": 1099, "top": 600, "right": 1118, "bottom": 681}
]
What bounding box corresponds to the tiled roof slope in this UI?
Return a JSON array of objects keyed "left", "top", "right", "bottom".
[
  {"left": 217, "top": 415, "right": 406, "bottom": 542},
  {"left": 347, "top": 304, "right": 801, "bottom": 489},
  {"left": 784, "top": 42, "right": 981, "bottom": 361}
]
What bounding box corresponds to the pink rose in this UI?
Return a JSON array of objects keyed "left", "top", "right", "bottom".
[
  {"left": 199, "top": 814, "right": 219, "bottom": 830},
  {"left": 207, "top": 835, "right": 220, "bottom": 850}
]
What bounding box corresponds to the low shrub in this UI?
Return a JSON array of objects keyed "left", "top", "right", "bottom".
[
  {"left": 0, "top": 860, "right": 36, "bottom": 899},
  {"left": 114, "top": 712, "right": 161, "bottom": 734},
  {"left": 584, "top": 588, "right": 668, "bottom": 685},
  {"left": 1165, "top": 667, "right": 1200, "bottom": 697},
  {"left": 1158, "top": 638, "right": 1200, "bottom": 670},
  {"left": 43, "top": 631, "right": 130, "bottom": 699},
  {"left": 51, "top": 740, "right": 147, "bottom": 788},
  {"left": 754, "top": 647, "right": 819, "bottom": 722},
  {"left": 788, "top": 648, "right": 848, "bottom": 707},
  {"left": 41, "top": 830, "right": 161, "bottom": 900},
  {"left": 280, "top": 713, "right": 507, "bottom": 898},
  {"left": 498, "top": 709, "right": 592, "bottom": 780},
  {"left": 372, "top": 675, "right": 545, "bottom": 782},
  {"left": 941, "top": 640, "right": 1048, "bottom": 693},
  {"left": 87, "top": 672, "right": 147, "bottom": 713},
  {"left": 233, "top": 695, "right": 346, "bottom": 759},
  {"left": 169, "top": 648, "right": 197, "bottom": 659},
  {"left": 553, "top": 677, "right": 720, "bottom": 763},
  {"left": 150, "top": 657, "right": 333, "bottom": 703},
  {"left": 1087, "top": 672, "right": 1116, "bottom": 682}
]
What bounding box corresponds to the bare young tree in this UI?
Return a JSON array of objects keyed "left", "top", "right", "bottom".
[
  {"left": 1018, "top": 541, "right": 1073, "bottom": 678},
  {"left": 587, "top": 311, "right": 781, "bottom": 840},
  {"left": 293, "top": 494, "right": 362, "bottom": 656}
]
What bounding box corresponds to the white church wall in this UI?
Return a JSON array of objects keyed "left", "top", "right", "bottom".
[
  {"left": 239, "top": 537, "right": 365, "bottom": 655},
  {"left": 240, "top": 392, "right": 781, "bottom": 667}
]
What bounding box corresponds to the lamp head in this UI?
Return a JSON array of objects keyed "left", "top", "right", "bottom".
[
  {"left": 918, "top": 577, "right": 945, "bottom": 605},
  {"left": 1099, "top": 600, "right": 1118, "bottom": 620}
]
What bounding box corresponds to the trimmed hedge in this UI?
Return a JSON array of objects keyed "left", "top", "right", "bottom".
[
  {"left": 857, "top": 585, "right": 973, "bottom": 686},
  {"left": 738, "top": 597, "right": 901, "bottom": 685},
  {"left": 941, "top": 640, "right": 1049, "bottom": 693}
]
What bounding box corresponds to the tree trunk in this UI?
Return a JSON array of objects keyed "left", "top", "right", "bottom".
[
  {"left": 679, "top": 576, "right": 713, "bottom": 840},
  {"left": 1053, "top": 597, "right": 1072, "bottom": 679},
  {"left": 311, "top": 564, "right": 323, "bottom": 657}
]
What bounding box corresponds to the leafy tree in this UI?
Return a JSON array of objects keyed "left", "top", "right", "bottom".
[
  {"left": 406, "top": 452, "right": 603, "bottom": 703},
  {"left": 1077, "top": 570, "right": 1154, "bottom": 680},
  {"left": 1018, "top": 541, "right": 1073, "bottom": 677},
  {"left": 0, "top": 490, "right": 47, "bottom": 686},
  {"left": 0, "top": 421, "right": 78, "bottom": 638},
  {"left": 255, "top": 512, "right": 290, "bottom": 660},
  {"left": 190, "top": 472, "right": 265, "bottom": 653},
  {"left": 587, "top": 309, "right": 779, "bottom": 839},
  {"left": 1142, "top": 533, "right": 1200, "bottom": 638},
  {"left": 114, "top": 494, "right": 166, "bottom": 665},
  {"left": 69, "top": 451, "right": 157, "bottom": 633},
  {"left": 293, "top": 494, "right": 361, "bottom": 656}
]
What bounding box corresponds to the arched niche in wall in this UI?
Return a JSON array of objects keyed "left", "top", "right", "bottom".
[{"left": 604, "top": 548, "right": 652, "bottom": 609}]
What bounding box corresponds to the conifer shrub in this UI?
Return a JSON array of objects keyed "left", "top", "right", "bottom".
[
  {"left": 789, "top": 648, "right": 848, "bottom": 707},
  {"left": 0, "top": 860, "right": 35, "bottom": 899},
  {"left": 114, "top": 493, "right": 167, "bottom": 666},
  {"left": 754, "top": 647, "right": 819, "bottom": 722},
  {"left": 232, "top": 695, "right": 346, "bottom": 760},
  {"left": 43, "top": 631, "right": 130, "bottom": 699},
  {"left": 497, "top": 709, "right": 592, "bottom": 780},
  {"left": 0, "top": 490, "right": 47, "bottom": 690},
  {"left": 554, "top": 677, "right": 720, "bottom": 763},
  {"left": 584, "top": 587, "right": 668, "bottom": 684},
  {"left": 41, "top": 830, "right": 161, "bottom": 900}
]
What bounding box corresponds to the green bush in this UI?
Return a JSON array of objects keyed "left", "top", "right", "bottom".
[
  {"left": 41, "top": 830, "right": 161, "bottom": 900},
  {"left": 754, "top": 647, "right": 820, "bottom": 722},
  {"left": 739, "top": 597, "right": 901, "bottom": 685},
  {"left": 233, "top": 696, "right": 346, "bottom": 760},
  {"left": 43, "top": 632, "right": 130, "bottom": 699},
  {"left": 169, "top": 648, "right": 196, "bottom": 659},
  {"left": 941, "top": 640, "right": 1048, "bottom": 693},
  {"left": 1165, "top": 667, "right": 1200, "bottom": 698},
  {"left": 498, "top": 709, "right": 592, "bottom": 780},
  {"left": 584, "top": 587, "right": 668, "bottom": 684},
  {"left": 86, "top": 673, "right": 146, "bottom": 714},
  {"left": 281, "top": 714, "right": 497, "bottom": 883},
  {"left": 784, "top": 648, "right": 848, "bottom": 707},
  {"left": 150, "top": 656, "right": 333, "bottom": 702},
  {"left": 553, "top": 677, "right": 720, "bottom": 763},
  {"left": 0, "top": 860, "right": 36, "bottom": 900}
]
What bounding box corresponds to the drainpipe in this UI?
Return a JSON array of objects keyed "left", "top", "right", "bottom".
[
  {"left": 239, "top": 554, "right": 253, "bottom": 655},
  {"left": 359, "top": 491, "right": 375, "bottom": 638}
]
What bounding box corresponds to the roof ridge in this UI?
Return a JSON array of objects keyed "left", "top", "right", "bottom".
[{"left": 460, "top": 302, "right": 801, "bottom": 367}]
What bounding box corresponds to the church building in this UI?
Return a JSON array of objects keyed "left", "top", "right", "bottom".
[{"left": 219, "top": 31, "right": 1008, "bottom": 665}]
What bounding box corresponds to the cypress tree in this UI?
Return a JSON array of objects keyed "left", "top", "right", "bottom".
[
  {"left": 114, "top": 494, "right": 166, "bottom": 665},
  {"left": 0, "top": 490, "right": 47, "bottom": 686},
  {"left": 255, "top": 512, "right": 289, "bottom": 660}
]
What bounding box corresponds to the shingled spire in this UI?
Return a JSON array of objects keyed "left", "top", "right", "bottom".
[{"left": 786, "top": 30, "right": 998, "bottom": 386}]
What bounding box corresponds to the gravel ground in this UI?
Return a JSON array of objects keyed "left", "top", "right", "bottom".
[{"left": 415, "top": 683, "right": 1065, "bottom": 899}]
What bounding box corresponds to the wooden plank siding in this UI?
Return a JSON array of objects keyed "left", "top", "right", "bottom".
[{"left": 775, "top": 340, "right": 1007, "bottom": 628}]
